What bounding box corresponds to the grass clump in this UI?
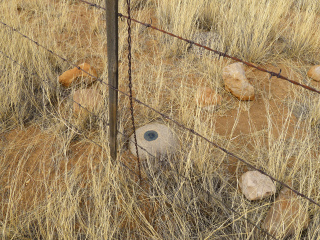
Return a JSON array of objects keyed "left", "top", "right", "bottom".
[{"left": 0, "top": 0, "right": 320, "bottom": 239}]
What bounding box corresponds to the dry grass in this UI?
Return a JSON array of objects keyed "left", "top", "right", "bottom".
[{"left": 0, "top": 0, "right": 320, "bottom": 239}]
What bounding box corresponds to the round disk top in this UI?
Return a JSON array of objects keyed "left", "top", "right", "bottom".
[
  {"left": 144, "top": 130, "right": 159, "bottom": 141},
  {"left": 129, "top": 123, "right": 179, "bottom": 160}
]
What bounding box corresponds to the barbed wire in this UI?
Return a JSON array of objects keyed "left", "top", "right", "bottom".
[
  {"left": 1, "top": 17, "right": 318, "bottom": 210},
  {"left": 0, "top": 49, "right": 277, "bottom": 240},
  {"left": 77, "top": 0, "right": 320, "bottom": 95}
]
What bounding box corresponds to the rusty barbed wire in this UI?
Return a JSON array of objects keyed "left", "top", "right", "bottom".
[
  {"left": 0, "top": 18, "right": 318, "bottom": 211},
  {"left": 119, "top": 13, "right": 320, "bottom": 94},
  {"left": 1, "top": 49, "right": 278, "bottom": 240},
  {"left": 77, "top": 0, "right": 320, "bottom": 95},
  {"left": 126, "top": 0, "right": 142, "bottom": 182}
]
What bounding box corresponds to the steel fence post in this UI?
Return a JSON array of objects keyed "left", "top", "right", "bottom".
[{"left": 106, "top": 0, "right": 118, "bottom": 162}]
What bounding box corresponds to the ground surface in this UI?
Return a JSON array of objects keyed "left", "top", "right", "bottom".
[{"left": 1, "top": 0, "right": 320, "bottom": 239}]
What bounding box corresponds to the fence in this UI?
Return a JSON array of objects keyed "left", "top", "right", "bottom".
[{"left": 1, "top": 0, "right": 320, "bottom": 239}]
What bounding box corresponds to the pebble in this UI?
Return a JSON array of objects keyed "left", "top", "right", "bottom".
[
  {"left": 239, "top": 171, "right": 276, "bottom": 201},
  {"left": 223, "top": 62, "right": 255, "bottom": 100},
  {"left": 58, "top": 63, "right": 97, "bottom": 87},
  {"left": 307, "top": 65, "right": 320, "bottom": 81}
]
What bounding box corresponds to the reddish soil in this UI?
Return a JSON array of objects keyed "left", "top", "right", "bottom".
[{"left": 2, "top": 1, "right": 316, "bottom": 223}]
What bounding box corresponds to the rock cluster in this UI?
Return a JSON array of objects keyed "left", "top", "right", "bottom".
[
  {"left": 239, "top": 172, "right": 309, "bottom": 238},
  {"left": 194, "top": 62, "right": 257, "bottom": 109},
  {"left": 57, "top": 60, "right": 314, "bottom": 238},
  {"left": 58, "top": 63, "right": 103, "bottom": 118}
]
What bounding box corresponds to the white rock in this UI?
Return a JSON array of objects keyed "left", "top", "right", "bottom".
[
  {"left": 223, "top": 62, "right": 255, "bottom": 100},
  {"left": 262, "top": 187, "right": 309, "bottom": 238},
  {"left": 239, "top": 171, "right": 276, "bottom": 200},
  {"left": 129, "top": 123, "right": 179, "bottom": 160},
  {"left": 307, "top": 65, "right": 320, "bottom": 82}
]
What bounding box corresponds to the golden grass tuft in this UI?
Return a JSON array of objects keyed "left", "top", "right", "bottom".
[{"left": 0, "top": 0, "right": 320, "bottom": 239}]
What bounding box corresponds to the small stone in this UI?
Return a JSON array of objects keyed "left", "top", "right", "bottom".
[
  {"left": 223, "top": 62, "right": 255, "bottom": 100},
  {"left": 307, "top": 65, "right": 320, "bottom": 81},
  {"left": 129, "top": 123, "right": 179, "bottom": 160},
  {"left": 58, "top": 63, "right": 97, "bottom": 87},
  {"left": 195, "top": 87, "right": 222, "bottom": 109},
  {"left": 262, "top": 187, "right": 309, "bottom": 238},
  {"left": 239, "top": 171, "right": 276, "bottom": 201},
  {"left": 73, "top": 89, "right": 103, "bottom": 117}
]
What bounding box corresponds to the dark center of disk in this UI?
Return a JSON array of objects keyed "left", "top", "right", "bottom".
[{"left": 144, "top": 130, "right": 158, "bottom": 141}]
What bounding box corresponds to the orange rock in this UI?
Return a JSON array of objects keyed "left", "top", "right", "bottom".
[
  {"left": 195, "top": 87, "right": 222, "bottom": 109},
  {"left": 307, "top": 65, "right": 320, "bottom": 82},
  {"left": 262, "top": 187, "right": 309, "bottom": 238},
  {"left": 73, "top": 89, "right": 103, "bottom": 117},
  {"left": 58, "top": 63, "right": 97, "bottom": 87},
  {"left": 223, "top": 62, "right": 255, "bottom": 101}
]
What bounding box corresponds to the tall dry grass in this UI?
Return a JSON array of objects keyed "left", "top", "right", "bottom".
[
  {"left": 156, "top": 0, "right": 320, "bottom": 63},
  {"left": 0, "top": 0, "right": 320, "bottom": 239}
]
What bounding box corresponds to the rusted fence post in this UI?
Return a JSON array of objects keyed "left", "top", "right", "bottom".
[{"left": 106, "top": 0, "right": 118, "bottom": 162}]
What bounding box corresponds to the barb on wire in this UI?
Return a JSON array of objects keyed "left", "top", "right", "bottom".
[
  {"left": 126, "top": 0, "right": 142, "bottom": 182},
  {"left": 77, "top": 0, "right": 100, "bottom": 8},
  {"left": 145, "top": 21, "right": 151, "bottom": 28},
  {"left": 218, "top": 46, "right": 228, "bottom": 60},
  {"left": 187, "top": 40, "right": 194, "bottom": 51},
  {"left": 1, "top": 50, "right": 278, "bottom": 240},
  {"left": 1, "top": 16, "right": 319, "bottom": 210},
  {"left": 269, "top": 69, "right": 282, "bottom": 80}
]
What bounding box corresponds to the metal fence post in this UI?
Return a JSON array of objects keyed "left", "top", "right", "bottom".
[{"left": 106, "top": 0, "right": 118, "bottom": 162}]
